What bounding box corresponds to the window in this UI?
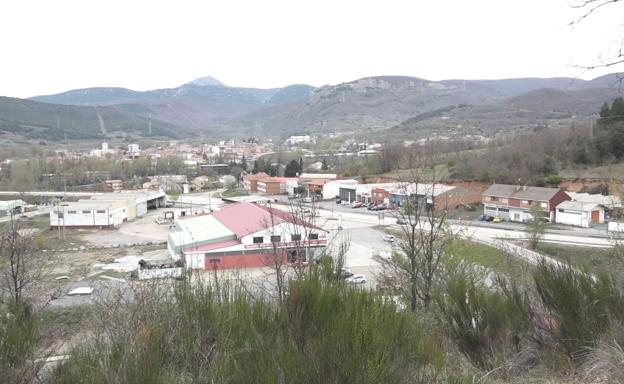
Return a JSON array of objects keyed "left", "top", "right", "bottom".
[
  {"left": 501, "top": 198, "right": 508, "bottom": 204},
  {"left": 82, "top": 210, "right": 91, "bottom": 214},
  {"left": 291, "top": 234, "right": 302, "bottom": 241},
  {"left": 522, "top": 200, "right": 529, "bottom": 205},
  {"left": 309, "top": 233, "right": 319, "bottom": 240},
  {"left": 252, "top": 236, "right": 264, "bottom": 244},
  {"left": 540, "top": 202, "right": 547, "bottom": 208},
  {"left": 270, "top": 235, "right": 281, "bottom": 243},
  {"left": 498, "top": 208, "right": 509, "bottom": 213},
  {"left": 96, "top": 210, "right": 106, "bottom": 214},
  {"left": 558, "top": 209, "right": 565, "bottom": 213},
  {"left": 68, "top": 210, "right": 77, "bottom": 214}
]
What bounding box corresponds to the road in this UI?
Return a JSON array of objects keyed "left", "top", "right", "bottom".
[{"left": 51, "top": 195, "right": 616, "bottom": 307}]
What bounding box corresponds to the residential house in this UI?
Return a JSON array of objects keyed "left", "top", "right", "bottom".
[{"left": 482, "top": 184, "right": 571, "bottom": 223}]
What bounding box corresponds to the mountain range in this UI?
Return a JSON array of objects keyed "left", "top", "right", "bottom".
[{"left": 0, "top": 74, "right": 622, "bottom": 142}]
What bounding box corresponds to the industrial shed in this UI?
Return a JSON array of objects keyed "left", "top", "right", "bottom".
[{"left": 555, "top": 201, "right": 604, "bottom": 228}]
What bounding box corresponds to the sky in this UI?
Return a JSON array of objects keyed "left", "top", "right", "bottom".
[{"left": 0, "top": 0, "right": 623, "bottom": 98}]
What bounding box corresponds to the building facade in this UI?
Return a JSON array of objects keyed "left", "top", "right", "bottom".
[{"left": 482, "top": 184, "right": 571, "bottom": 223}]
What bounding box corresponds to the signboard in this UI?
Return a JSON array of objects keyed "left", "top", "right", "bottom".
[{"left": 244, "top": 239, "right": 327, "bottom": 249}]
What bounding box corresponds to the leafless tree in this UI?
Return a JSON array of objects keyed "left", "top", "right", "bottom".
[
  {"left": 376, "top": 167, "right": 461, "bottom": 311},
  {"left": 570, "top": 0, "right": 624, "bottom": 73},
  {"left": 0, "top": 216, "right": 57, "bottom": 309}
]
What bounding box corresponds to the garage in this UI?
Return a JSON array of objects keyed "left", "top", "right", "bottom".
[
  {"left": 555, "top": 201, "right": 604, "bottom": 228},
  {"left": 339, "top": 187, "right": 356, "bottom": 203}
]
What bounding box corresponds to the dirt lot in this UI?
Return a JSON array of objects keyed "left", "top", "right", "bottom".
[{"left": 81, "top": 209, "right": 172, "bottom": 247}]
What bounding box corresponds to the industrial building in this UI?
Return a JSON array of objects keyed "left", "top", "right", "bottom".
[
  {"left": 168, "top": 202, "right": 327, "bottom": 270},
  {"left": 49, "top": 190, "right": 166, "bottom": 228}
]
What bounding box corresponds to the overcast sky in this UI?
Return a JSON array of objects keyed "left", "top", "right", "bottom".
[{"left": 0, "top": 0, "right": 622, "bottom": 98}]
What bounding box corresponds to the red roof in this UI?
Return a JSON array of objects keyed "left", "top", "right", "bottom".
[
  {"left": 243, "top": 172, "right": 269, "bottom": 181},
  {"left": 212, "top": 202, "right": 325, "bottom": 237}
]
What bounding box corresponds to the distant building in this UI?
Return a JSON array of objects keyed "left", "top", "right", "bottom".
[
  {"left": 286, "top": 135, "right": 311, "bottom": 146},
  {"left": 127, "top": 143, "right": 140, "bottom": 158},
  {"left": 243, "top": 172, "right": 269, "bottom": 193},
  {"left": 102, "top": 179, "right": 123, "bottom": 192},
  {"left": 89, "top": 142, "right": 116, "bottom": 157},
  {"left": 200, "top": 163, "right": 229, "bottom": 175},
  {"left": 257, "top": 177, "right": 293, "bottom": 195},
  {"left": 168, "top": 202, "right": 327, "bottom": 269},
  {"left": 482, "top": 184, "right": 571, "bottom": 223}
]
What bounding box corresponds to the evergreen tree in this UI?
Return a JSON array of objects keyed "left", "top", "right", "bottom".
[
  {"left": 322, "top": 158, "right": 329, "bottom": 170},
  {"left": 285, "top": 159, "right": 302, "bottom": 177},
  {"left": 599, "top": 102, "right": 611, "bottom": 118},
  {"left": 241, "top": 155, "right": 247, "bottom": 171}
]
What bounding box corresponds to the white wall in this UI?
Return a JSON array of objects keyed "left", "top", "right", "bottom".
[
  {"left": 241, "top": 222, "right": 325, "bottom": 246},
  {"left": 556, "top": 210, "right": 587, "bottom": 227},
  {"left": 322, "top": 180, "right": 358, "bottom": 200},
  {"left": 50, "top": 206, "right": 125, "bottom": 227},
  {"left": 609, "top": 221, "right": 624, "bottom": 232}
]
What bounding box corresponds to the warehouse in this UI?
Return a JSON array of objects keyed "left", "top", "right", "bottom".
[
  {"left": 168, "top": 202, "right": 327, "bottom": 270},
  {"left": 50, "top": 201, "right": 126, "bottom": 228}
]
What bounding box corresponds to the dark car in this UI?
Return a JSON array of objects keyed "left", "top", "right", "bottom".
[
  {"left": 335, "top": 198, "right": 342, "bottom": 204},
  {"left": 339, "top": 268, "right": 354, "bottom": 279}
]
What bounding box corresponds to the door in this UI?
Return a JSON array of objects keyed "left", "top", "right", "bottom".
[{"left": 591, "top": 210, "right": 600, "bottom": 224}]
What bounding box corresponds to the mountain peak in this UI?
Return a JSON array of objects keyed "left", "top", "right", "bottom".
[{"left": 186, "top": 76, "right": 225, "bottom": 87}]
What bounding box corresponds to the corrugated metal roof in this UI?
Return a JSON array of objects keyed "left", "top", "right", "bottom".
[
  {"left": 567, "top": 192, "right": 622, "bottom": 208},
  {"left": 176, "top": 214, "right": 234, "bottom": 241},
  {"left": 557, "top": 200, "right": 601, "bottom": 212},
  {"left": 483, "top": 184, "right": 563, "bottom": 201},
  {"left": 213, "top": 203, "right": 286, "bottom": 237}
]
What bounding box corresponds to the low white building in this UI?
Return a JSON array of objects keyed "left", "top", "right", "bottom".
[
  {"left": 286, "top": 135, "right": 311, "bottom": 146},
  {"left": 50, "top": 201, "right": 127, "bottom": 228},
  {"left": 555, "top": 201, "right": 604, "bottom": 228},
  {"left": 321, "top": 179, "right": 359, "bottom": 200}
]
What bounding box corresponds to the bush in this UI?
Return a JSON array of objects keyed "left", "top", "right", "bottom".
[{"left": 51, "top": 268, "right": 446, "bottom": 383}]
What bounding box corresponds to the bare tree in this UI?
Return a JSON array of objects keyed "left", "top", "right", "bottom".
[
  {"left": 570, "top": 0, "right": 624, "bottom": 73},
  {"left": 376, "top": 168, "right": 460, "bottom": 311},
  {"left": 0, "top": 216, "right": 56, "bottom": 309}
]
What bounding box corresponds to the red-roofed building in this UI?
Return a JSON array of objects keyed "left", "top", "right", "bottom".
[
  {"left": 243, "top": 172, "right": 269, "bottom": 193},
  {"left": 168, "top": 202, "right": 327, "bottom": 270},
  {"left": 257, "top": 177, "right": 295, "bottom": 195}
]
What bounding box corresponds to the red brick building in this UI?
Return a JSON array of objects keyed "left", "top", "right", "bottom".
[{"left": 482, "top": 184, "right": 570, "bottom": 223}]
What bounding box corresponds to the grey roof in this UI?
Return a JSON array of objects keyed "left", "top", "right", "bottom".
[
  {"left": 483, "top": 184, "right": 563, "bottom": 201},
  {"left": 556, "top": 200, "right": 601, "bottom": 212}
]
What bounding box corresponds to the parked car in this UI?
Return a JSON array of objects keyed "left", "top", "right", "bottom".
[
  {"left": 341, "top": 200, "right": 350, "bottom": 205},
  {"left": 339, "top": 268, "right": 354, "bottom": 279},
  {"left": 351, "top": 202, "right": 364, "bottom": 208},
  {"left": 492, "top": 216, "right": 503, "bottom": 223},
  {"left": 383, "top": 234, "right": 395, "bottom": 243},
  {"left": 478, "top": 214, "right": 489, "bottom": 221},
  {"left": 335, "top": 198, "right": 342, "bottom": 204},
  {"left": 346, "top": 274, "right": 367, "bottom": 284},
  {"left": 303, "top": 197, "right": 313, "bottom": 203}
]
